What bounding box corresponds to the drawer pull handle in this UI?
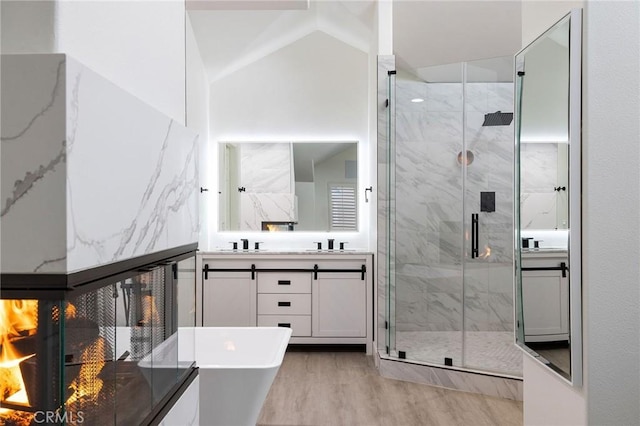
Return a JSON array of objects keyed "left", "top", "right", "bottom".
[
  {"left": 278, "top": 323, "right": 291, "bottom": 328},
  {"left": 278, "top": 301, "right": 291, "bottom": 307},
  {"left": 278, "top": 280, "right": 291, "bottom": 285}
]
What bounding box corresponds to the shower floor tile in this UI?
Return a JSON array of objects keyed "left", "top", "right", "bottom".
[{"left": 395, "top": 331, "right": 523, "bottom": 376}]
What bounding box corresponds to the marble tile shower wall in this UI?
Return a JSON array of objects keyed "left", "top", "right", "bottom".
[{"left": 392, "top": 77, "right": 514, "bottom": 333}]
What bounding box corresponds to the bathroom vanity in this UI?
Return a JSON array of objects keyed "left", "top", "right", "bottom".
[
  {"left": 520, "top": 250, "right": 569, "bottom": 343},
  {"left": 196, "top": 252, "right": 374, "bottom": 353}
]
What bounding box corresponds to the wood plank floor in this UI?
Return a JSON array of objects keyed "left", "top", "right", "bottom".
[{"left": 258, "top": 351, "right": 523, "bottom": 426}]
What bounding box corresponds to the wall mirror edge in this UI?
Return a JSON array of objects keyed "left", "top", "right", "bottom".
[
  {"left": 514, "top": 8, "right": 582, "bottom": 387},
  {"left": 217, "top": 140, "right": 359, "bottom": 234}
]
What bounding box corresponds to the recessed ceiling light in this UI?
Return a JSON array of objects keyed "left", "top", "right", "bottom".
[{"left": 411, "top": 98, "right": 424, "bottom": 103}]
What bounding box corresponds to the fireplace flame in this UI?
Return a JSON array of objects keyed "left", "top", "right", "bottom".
[
  {"left": 66, "top": 336, "right": 107, "bottom": 406},
  {"left": 266, "top": 224, "right": 280, "bottom": 232},
  {"left": 479, "top": 245, "right": 492, "bottom": 259},
  {"left": 0, "top": 300, "right": 38, "bottom": 406},
  {"left": 139, "top": 295, "right": 160, "bottom": 326},
  {"left": 0, "top": 300, "right": 38, "bottom": 425}
]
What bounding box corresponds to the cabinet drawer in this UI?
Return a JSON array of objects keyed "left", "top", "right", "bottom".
[
  {"left": 258, "top": 272, "right": 311, "bottom": 294},
  {"left": 258, "top": 293, "right": 311, "bottom": 315},
  {"left": 258, "top": 315, "right": 311, "bottom": 337}
]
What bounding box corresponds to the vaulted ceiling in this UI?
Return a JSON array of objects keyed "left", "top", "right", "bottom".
[{"left": 188, "top": 0, "right": 521, "bottom": 83}]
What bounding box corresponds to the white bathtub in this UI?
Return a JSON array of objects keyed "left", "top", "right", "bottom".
[
  {"left": 181, "top": 327, "right": 291, "bottom": 426},
  {"left": 137, "top": 327, "right": 291, "bottom": 425}
]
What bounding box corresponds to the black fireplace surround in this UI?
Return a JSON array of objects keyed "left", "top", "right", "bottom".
[{"left": 0, "top": 243, "right": 198, "bottom": 426}]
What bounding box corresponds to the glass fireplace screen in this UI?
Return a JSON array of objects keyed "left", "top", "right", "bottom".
[{"left": 0, "top": 254, "right": 196, "bottom": 425}]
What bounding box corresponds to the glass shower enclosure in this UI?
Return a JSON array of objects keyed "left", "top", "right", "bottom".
[{"left": 384, "top": 56, "right": 522, "bottom": 377}]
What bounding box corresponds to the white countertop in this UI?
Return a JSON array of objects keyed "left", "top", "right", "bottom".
[
  {"left": 521, "top": 248, "right": 568, "bottom": 258},
  {"left": 199, "top": 249, "right": 374, "bottom": 256}
]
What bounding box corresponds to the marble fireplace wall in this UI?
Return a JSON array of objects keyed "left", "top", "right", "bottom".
[
  {"left": 238, "top": 143, "right": 297, "bottom": 230},
  {"left": 1, "top": 54, "right": 199, "bottom": 274},
  {"left": 392, "top": 76, "right": 514, "bottom": 333}
]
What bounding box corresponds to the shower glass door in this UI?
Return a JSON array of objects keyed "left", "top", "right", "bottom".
[
  {"left": 387, "top": 56, "right": 521, "bottom": 376},
  {"left": 462, "top": 57, "right": 519, "bottom": 375},
  {"left": 389, "top": 63, "right": 465, "bottom": 367}
]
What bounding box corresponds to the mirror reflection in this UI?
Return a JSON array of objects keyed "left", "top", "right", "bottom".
[
  {"left": 515, "top": 11, "right": 580, "bottom": 383},
  {"left": 218, "top": 141, "right": 358, "bottom": 232}
]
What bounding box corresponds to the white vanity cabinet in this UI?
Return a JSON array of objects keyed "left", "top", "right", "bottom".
[
  {"left": 313, "top": 272, "right": 366, "bottom": 337},
  {"left": 257, "top": 272, "right": 312, "bottom": 337},
  {"left": 202, "top": 270, "right": 256, "bottom": 327},
  {"left": 197, "top": 253, "right": 374, "bottom": 353},
  {"left": 521, "top": 251, "right": 569, "bottom": 342}
]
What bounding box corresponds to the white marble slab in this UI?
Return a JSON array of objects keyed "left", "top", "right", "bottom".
[
  {"left": 1, "top": 54, "right": 199, "bottom": 274},
  {"left": 378, "top": 351, "right": 523, "bottom": 401},
  {"left": 239, "top": 193, "right": 297, "bottom": 230}
]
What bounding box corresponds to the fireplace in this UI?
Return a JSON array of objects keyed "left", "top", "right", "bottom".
[
  {"left": 0, "top": 245, "right": 197, "bottom": 426},
  {"left": 261, "top": 222, "right": 296, "bottom": 232}
]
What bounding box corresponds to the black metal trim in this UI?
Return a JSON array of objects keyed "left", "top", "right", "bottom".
[
  {"left": 1, "top": 243, "right": 197, "bottom": 299},
  {"left": 204, "top": 265, "right": 367, "bottom": 280},
  {"left": 387, "top": 70, "right": 396, "bottom": 75},
  {"left": 471, "top": 213, "right": 479, "bottom": 258},
  {"left": 146, "top": 366, "right": 199, "bottom": 426},
  {"left": 522, "top": 262, "right": 568, "bottom": 278}
]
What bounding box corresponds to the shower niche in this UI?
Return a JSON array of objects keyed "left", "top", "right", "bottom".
[
  {"left": 0, "top": 248, "right": 197, "bottom": 425},
  {"left": 380, "top": 56, "right": 522, "bottom": 379}
]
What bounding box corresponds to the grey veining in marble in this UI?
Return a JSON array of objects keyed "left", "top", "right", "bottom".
[
  {"left": 240, "top": 193, "right": 297, "bottom": 230},
  {"left": 240, "top": 142, "right": 292, "bottom": 193},
  {"left": 1, "top": 54, "right": 199, "bottom": 274}
]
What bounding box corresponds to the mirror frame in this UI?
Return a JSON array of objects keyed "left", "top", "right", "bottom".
[{"left": 514, "top": 8, "right": 582, "bottom": 386}]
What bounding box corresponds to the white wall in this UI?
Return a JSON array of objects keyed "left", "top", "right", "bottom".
[
  {"left": 521, "top": 4, "right": 587, "bottom": 425},
  {"left": 0, "top": 0, "right": 56, "bottom": 53},
  {"left": 582, "top": 2, "right": 640, "bottom": 424},
  {"left": 1, "top": 1, "right": 187, "bottom": 124},
  {"left": 206, "top": 30, "right": 370, "bottom": 251},
  {"left": 522, "top": 1, "right": 640, "bottom": 425},
  {"left": 186, "top": 14, "right": 210, "bottom": 247},
  {"left": 54, "top": 1, "right": 186, "bottom": 124},
  {"left": 523, "top": 357, "right": 586, "bottom": 425},
  {"left": 521, "top": 0, "right": 584, "bottom": 47}
]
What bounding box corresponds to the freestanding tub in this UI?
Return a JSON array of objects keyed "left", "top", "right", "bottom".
[
  {"left": 187, "top": 327, "right": 291, "bottom": 426},
  {"left": 138, "top": 327, "right": 291, "bottom": 425}
]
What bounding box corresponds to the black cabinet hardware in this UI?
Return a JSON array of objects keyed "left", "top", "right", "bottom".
[
  {"left": 278, "top": 280, "right": 291, "bottom": 285},
  {"left": 278, "top": 323, "right": 291, "bottom": 328},
  {"left": 278, "top": 301, "right": 291, "bottom": 307},
  {"left": 522, "top": 262, "right": 568, "bottom": 278}
]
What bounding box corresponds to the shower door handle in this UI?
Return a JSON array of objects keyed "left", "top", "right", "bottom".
[{"left": 471, "top": 213, "right": 479, "bottom": 258}]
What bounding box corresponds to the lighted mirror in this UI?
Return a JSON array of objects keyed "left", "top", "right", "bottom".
[
  {"left": 514, "top": 9, "right": 582, "bottom": 386},
  {"left": 218, "top": 141, "right": 358, "bottom": 232}
]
